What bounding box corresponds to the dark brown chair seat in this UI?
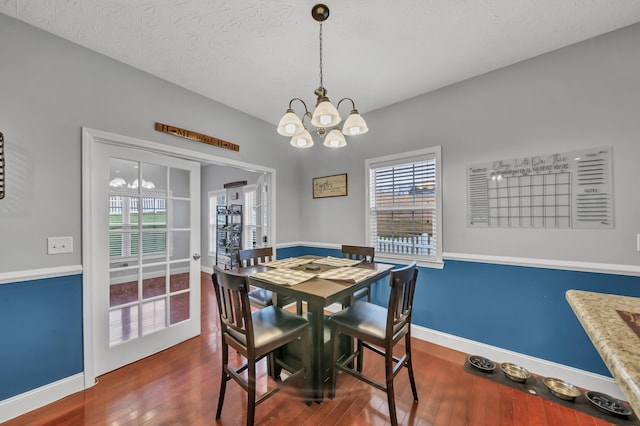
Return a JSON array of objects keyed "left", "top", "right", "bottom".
[
  {"left": 212, "top": 266, "right": 311, "bottom": 426},
  {"left": 247, "top": 288, "right": 275, "bottom": 308},
  {"left": 328, "top": 261, "right": 419, "bottom": 426},
  {"left": 341, "top": 244, "right": 375, "bottom": 302}
]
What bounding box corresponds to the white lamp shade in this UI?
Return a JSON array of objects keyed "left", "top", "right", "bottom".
[
  {"left": 323, "top": 129, "right": 347, "bottom": 148},
  {"left": 290, "top": 129, "right": 314, "bottom": 148},
  {"left": 311, "top": 100, "right": 341, "bottom": 128},
  {"left": 342, "top": 111, "right": 369, "bottom": 136},
  {"left": 277, "top": 110, "right": 305, "bottom": 136}
]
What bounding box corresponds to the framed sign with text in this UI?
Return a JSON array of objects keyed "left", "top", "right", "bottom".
[{"left": 313, "top": 173, "right": 347, "bottom": 199}]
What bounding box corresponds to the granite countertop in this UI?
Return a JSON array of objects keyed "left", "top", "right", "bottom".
[{"left": 566, "top": 289, "right": 640, "bottom": 416}]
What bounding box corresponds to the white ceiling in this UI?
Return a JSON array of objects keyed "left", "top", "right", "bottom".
[{"left": 3, "top": 0, "right": 640, "bottom": 126}]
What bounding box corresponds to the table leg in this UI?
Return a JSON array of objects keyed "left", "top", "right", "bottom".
[
  {"left": 309, "top": 301, "right": 325, "bottom": 403},
  {"left": 267, "top": 293, "right": 286, "bottom": 380}
]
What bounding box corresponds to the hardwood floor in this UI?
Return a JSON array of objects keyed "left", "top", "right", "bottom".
[{"left": 4, "top": 272, "right": 618, "bottom": 425}]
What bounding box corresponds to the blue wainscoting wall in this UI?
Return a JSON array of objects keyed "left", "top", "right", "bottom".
[
  {"left": 3, "top": 249, "right": 639, "bottom": 402},
  {"left": 278, "top": 245, "right": 640, "bottom": 377},
  {"left": 0, "top": 275, "right": 83, "bottom": 400}
]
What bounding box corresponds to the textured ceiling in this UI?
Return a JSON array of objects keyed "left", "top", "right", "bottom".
[{"left": 3, "top": 0, "right": 640, "bottom": 126}]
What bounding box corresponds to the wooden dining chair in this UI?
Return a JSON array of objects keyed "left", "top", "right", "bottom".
[
  {"left": 211, "top": 266, "right": 311, "bottom": 426},
  {"left": 341, "top": 245, "right": 375, "bottom": 302},
  {"left": 328, "top": 261, "right": 419, "bottom": 426},
  {"left": 238, "top": 247, "right": 303, "bottom": 314}
]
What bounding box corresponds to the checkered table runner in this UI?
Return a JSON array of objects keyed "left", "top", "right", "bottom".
[
  {"left": 249, "top": 268, "right": 317, "bottom": 286},
  {"left": 311, "top": 256, "right": 363, "bottom": 267},
  {"left": 260, "top": 257, "right": 315, "bottom": 268},
  {"left": 317, "top": 267, "right": 378, "bottom": 283}
]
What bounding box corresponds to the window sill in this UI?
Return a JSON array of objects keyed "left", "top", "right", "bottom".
[{"left": 375, "top": 254, "right": 444, "bottom": 269}]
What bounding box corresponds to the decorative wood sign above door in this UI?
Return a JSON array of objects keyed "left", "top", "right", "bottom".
[{"left": 155, "top": 122, "right": 239, "bottom": 152}]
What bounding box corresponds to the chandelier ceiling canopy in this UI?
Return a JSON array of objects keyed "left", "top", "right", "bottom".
[{"left": 277, "top": 4, "right": 369, "bottom": 149}]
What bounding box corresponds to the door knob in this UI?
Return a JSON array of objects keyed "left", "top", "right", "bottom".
[{"left": 193, "top": 253, "right": 201, "bottom": 260}]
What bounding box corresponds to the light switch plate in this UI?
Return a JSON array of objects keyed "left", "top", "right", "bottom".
[{"left": 48, "top": 236, "right": 73, "bottom": 254}]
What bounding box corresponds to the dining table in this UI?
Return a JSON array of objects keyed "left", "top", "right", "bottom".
[{"left": 233, "top": 255, "right": 394, "bottom": 402}]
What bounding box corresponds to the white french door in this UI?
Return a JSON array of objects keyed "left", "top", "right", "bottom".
[{"left": 88, "top": 141, "right": 201, "bottom": 377}]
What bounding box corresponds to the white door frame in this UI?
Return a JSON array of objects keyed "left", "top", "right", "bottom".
[{"left": 81, "top": 127, "right": 277, "bottom": 388}]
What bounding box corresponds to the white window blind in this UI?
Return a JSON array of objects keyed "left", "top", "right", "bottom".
[{"left": 366, "top": 147, "right": 442, "bottom": 266}]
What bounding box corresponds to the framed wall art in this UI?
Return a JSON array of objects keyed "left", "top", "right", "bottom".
[{"left": 313, "top": 173, "right": 347, "bottom": 199}]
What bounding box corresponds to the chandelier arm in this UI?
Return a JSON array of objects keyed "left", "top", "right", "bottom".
[
  {"left": 336, "top": 97, "right": 357, "bottom": 111},
  {"left": 299, "top": 111, "right": 314, "bottom": 127},
  {"left": 288, "top": 97, "right": 310, "bottom": 115}
]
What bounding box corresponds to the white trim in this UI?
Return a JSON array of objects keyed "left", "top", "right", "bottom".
[
  {"left": 83, "top": 127, "right": 275, "bottom": 173},
  {"left": 365, "top": 147, "right": 438, "bottom": 168},
  {"left": 364, "top": 146, "right": 443, "bottom": 265},
  {"left": 273, "top": 244, "right": 640, "bottom": 275},
  {"left": 411, "top": 324, "right": 625, "bottom": 401},
  {"left": 0, "top": 373, "right": 85, "bottom": 423},
  {"left": 107, "top": 266, "right": 190, "bottom": 285},
  {"left": 82, "top": 128, "right": 96, "bottom": 388},
  {"left": 375, "top": 253, "right": 444, "bottom": 269},
  {"left": 208, "top": 189, "right": 227, "bottom": 256},
  {"left": 82, "top": 127, "right": 277, "bottom": 388},
  {"left": 276, "top": 241, "right": 444, "bottom": 269},
  {"left": 444, "top": 252, "right": 640, "bottom": 276},
  {"left": 0, "top": 265, "right": 83, "bottom": 285}
]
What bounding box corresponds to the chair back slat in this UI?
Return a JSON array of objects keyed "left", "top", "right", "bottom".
[
  {"left": 341, "top": 245, "right": 375, "bottom": 262},
  {"left": 212, "top": 266, "right": 254, "bottom": 346},
  {"left": 387, "top": 262, "right": 418, "bottom": 335},
  {"left": 238, "top": 247, "right": 273, "bottom": 267}
]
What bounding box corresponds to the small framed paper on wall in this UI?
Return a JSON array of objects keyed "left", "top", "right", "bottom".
[{"left": 313, "top": 173, "right": 347, "bottom": 199}]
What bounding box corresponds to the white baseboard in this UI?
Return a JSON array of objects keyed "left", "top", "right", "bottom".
[
  {"left": 411, "top": 324, "right": 625, "bottom": 401},
  {"left": 0, "top": 373, "right": 85, "bottom": 423}
]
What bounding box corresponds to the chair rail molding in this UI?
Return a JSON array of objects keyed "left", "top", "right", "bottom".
[
  {"left": 444, "top": 252, "right": 640, "bottom": 276},
  {"left": 0, "top": 265, "right": 83, "bottom": 285}
]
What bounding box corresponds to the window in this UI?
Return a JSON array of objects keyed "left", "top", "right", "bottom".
[
  {"left": 244, "top": 186, "right": 257, "bottom": 249},
  {"left": 109, "top": 195, "right": 167, "bottom": 259},
  {"left": 243, "top": 179, "right": 269, "bottom": 249},
  {"left": 365, "top": 146, "right": 442, "bottom": 267},
  {"left": 208, "top": 190, "right": 226, "bottom": 254}
]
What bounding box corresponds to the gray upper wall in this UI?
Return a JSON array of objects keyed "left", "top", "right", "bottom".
[
  {"left": 0, "top": 13, "right": 302, "bottom": 273},
  {"left": 1, "top": 12, "right": 639, "bottom": 273},
  {"left": 297, "top": 22, "right": 640, "bottom": 266}
]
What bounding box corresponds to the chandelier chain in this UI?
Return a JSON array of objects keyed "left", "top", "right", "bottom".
[
  {"left": 319, "top": 22, "right": 323, "bottom": 89},
  {"left": 277, "top": 4, "right": 368, "bottom": 148}
]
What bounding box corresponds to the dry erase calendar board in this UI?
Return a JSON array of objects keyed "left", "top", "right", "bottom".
[{"left": 467, "top": 147, "right": 613, "bottom": 229}]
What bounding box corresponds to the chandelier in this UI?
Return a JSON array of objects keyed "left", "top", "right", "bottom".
[{"left": 277, "top": 4, "right": 369, "bottom": 149}]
